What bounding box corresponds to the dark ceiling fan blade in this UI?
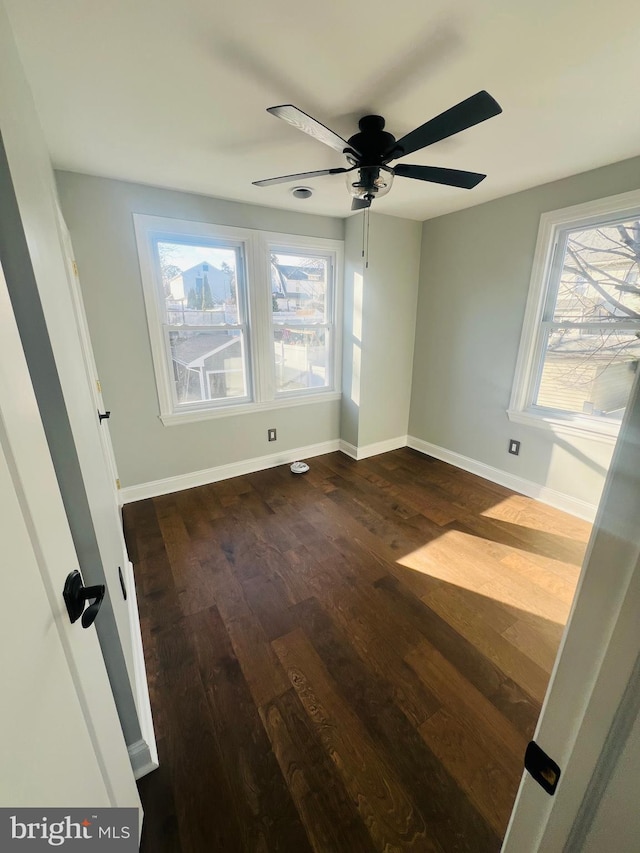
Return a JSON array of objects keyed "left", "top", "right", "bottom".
[
  {"left": 253, "top": 167, "right": 351, "bottom": 187},
  {"left": 386, "top": 91, "right": 502, "bottom": 159},
  {"left": 394, "top": 164, "right": 486, "bottom": 189},
  {"left": 267, "top": 105, "right": 361, "bottom": 156},
  {"left": 351, "top": 197, "right": 371, "bottom": 211}
]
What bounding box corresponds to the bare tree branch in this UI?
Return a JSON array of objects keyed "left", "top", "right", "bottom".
[
  {"left": 617, "top": 224, "right": 640, "bottom": 253},
  {"left": 564, "top": 247, "right": 640, "bottom": 318},
  {"left": 569, "top": 235, "right": 636, "bottom": 261}
]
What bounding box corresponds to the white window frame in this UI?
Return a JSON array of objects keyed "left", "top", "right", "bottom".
[
  {"left": 508, "top": 188, "right": 640, "bottom": 443},
  {"left": 133, "top": 214, "right": 342, "bottom": 425}
]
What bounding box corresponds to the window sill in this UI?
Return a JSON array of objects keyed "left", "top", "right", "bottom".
[
  {"left": 507, "top": 408, "right": 620, "bottom": 444},
  {"left": 159, "top": 390, "right": 342, "bottom": 426}
]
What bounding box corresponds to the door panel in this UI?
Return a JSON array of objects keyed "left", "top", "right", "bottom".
[
  {"left": 0, "top": 257, "right": 140, "bottom": 810},
  {"left": 51, "top": 210, "right": 137, "bottom": 689},
  {"left": 56, "top": 208, "right": 122, "bottom": 507},
  {"left": 0, "top": 426, "right": 110, "bottom": 805}
]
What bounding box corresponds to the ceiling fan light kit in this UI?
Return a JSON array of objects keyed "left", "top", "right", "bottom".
[
  {"left": 346, "top": 163, "right": 394, "bottom": 207},
  {"left": 253, "top": 91, "right": 502, "bottom": 210}
]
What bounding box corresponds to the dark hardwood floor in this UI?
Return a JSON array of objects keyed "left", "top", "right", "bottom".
[{"left": 123, "top": 448, "right": 590, "bottom": 852}]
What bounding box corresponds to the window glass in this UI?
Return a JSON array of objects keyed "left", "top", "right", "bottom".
[
  {"left": 270, "top": 251, "right": 332, "bottom": 393},
  {"left": 550, "top": 221, "right": 640, "bottom": 323},
  {"left": 532, "top": 217, "right": 640, "bottom": 423},
  {"left": 270, "top": 252, "right": 328, "bottom": 323},
  {"left": 155, "top": 239, "right": 249, "bottom": 406},
  {"left": 168, "top": 330, "right": 247, "bottom": 403},
  {"left": 536, "top": 329, "right": 639, "bottom": 419},
  {"left": 157, "top": 241, "right": 241, "bottom": 325}
]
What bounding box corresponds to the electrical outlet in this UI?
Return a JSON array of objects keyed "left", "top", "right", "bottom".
[
  {"left": 268, "top": 428, "right": 277, "bottom": 442},
  {"left": 508, "top": 439, "right": 521, "bottom": 456}
]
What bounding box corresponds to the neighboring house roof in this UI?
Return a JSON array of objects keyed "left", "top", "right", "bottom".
[
  {"left": 272, "top": 263, "right": 324, "bottom": 299},
  {"left": 169, "top": 263, "right": 233, "bottom": 303},
  {"left": 276, "top": 264, "right": 323, "bottom": 281},
  {"left": 171, "top": 331, "right": 237, "bottom": 368}
]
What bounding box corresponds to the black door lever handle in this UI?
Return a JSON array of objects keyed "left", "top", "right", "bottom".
[
  {"left": 98, "top": 410, "right": 111, "bottom": 422},
  {"left": 63, "top": 570, "right": 106, "bottom": 628}
]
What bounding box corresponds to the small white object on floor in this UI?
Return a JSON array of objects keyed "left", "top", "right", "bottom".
[{"left": 290, "top": 461, "right": 309, "bottom": 474}]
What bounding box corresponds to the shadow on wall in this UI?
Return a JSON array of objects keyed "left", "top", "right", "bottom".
[{"left": 550, "top": 433, "right": 609, "bottom": 479}]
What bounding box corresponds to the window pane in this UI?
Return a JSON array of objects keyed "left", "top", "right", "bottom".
[
  {"left": 273, "top": 327, "right": 329, "bottom": 392},
  {"left": 553, "top": 220, "right": 640, "bottom": 323},
  {"left": 169, "top": 330, "right": 247, "bottom": 403},
  {"left": 271, "top": 252, "right": 328, "bottom": 325},
  {"left": 535, "top": 328, "right": 640, "bottom": 418},
  {"left": 157, "top": 241, "right": 241, "bottom": 325}
]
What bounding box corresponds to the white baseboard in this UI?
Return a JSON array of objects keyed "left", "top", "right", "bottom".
[
  {"left": 125, "top": 561, "right": 158, "bottom": 780},
  {"left": 128, "top": 738, "right": 158, "bottom": 781},
  {"left": 338, "top": 439, "right": 358, "bottom": 459},
  {"left": 121, "top": 431, "right": 597, "bottom": 521},
  {"left": 120, "top": 439, "right": 341, "bottom": 503},
  {"left": 407, "top": 435, "right": 598, "bottom": 522},
  {"left": 339, "top": 435, "right": 408, "bottom": 461}
]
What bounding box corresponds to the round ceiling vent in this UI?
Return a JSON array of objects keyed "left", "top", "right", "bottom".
[{"left": 291, "top": 186, "right": 313, "bottom": 199}]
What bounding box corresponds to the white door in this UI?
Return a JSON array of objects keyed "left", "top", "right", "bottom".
[
  {"left": 55, "top": 208, "right": 122, "bottom": 509},
  {"left": 0, "top": 256, "right": 141, "bottom": 813},
  {"left": 54, "top": 209, "right": 158, "bottom": 779},
  {"left": 46, "top": 208, "right": 138, "bottom": 692},
  {"left": 502, "top": 371, "right": 640, "bottom": 850}
]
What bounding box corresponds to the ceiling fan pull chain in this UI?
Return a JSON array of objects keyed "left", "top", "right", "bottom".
[
  {"left": 360, "top": 206, "right": 370, "bottom": 268},
  {"left": 365, "top": 207, "right": 370, "bottom": 269}
]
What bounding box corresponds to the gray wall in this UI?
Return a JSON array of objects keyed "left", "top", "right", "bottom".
[
  {"left": 359, "top": 213, "right": 421, "bottom": 446},
  {"left": 340, "top": 214, "right": 362, "bottom": 447},
  {"left": 409, "top": 155, "right": 640, "bottom": 507},
  {"left": 341, "top": 213, "right": 421, "bottom": 450},
  {"left": 56, "top": 171, "right": 344, "bottom": 488}
]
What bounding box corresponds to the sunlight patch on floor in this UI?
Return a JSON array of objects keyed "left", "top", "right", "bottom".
[
  {"left": 479, "top": 495, "right": 587, "bottom": 539},
  {"left": 396, "top": 531, "right": 568, "bottom": 623}
]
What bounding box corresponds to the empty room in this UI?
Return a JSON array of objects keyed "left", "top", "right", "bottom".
[{"left": 2, "top": 1, "right": 640, "bottom": 851}]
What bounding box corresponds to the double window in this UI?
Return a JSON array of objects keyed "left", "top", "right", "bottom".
[
  {"left": 509, "top": 190, "right": 640, "bottom": 440},
  {"left": 134, "top": 215, "right": 342, "bottom": 424}
]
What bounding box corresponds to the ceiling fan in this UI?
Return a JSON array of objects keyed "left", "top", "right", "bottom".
[{"left": 253, "top": 91, "right": 502, "bottom": 210}]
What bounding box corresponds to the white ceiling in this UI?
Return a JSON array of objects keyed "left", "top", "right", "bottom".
[{"left": 6, "top": 0, "right": 640, "bottom": 221}]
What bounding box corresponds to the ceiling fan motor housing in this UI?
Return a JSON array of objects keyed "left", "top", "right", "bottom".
[{"left": 346, "top": 115, "right": 397, "bottom": 165}]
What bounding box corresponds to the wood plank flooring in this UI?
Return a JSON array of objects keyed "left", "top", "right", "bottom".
[{"left": 124, "top": 448, "right": 590, "bottom": 853}]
